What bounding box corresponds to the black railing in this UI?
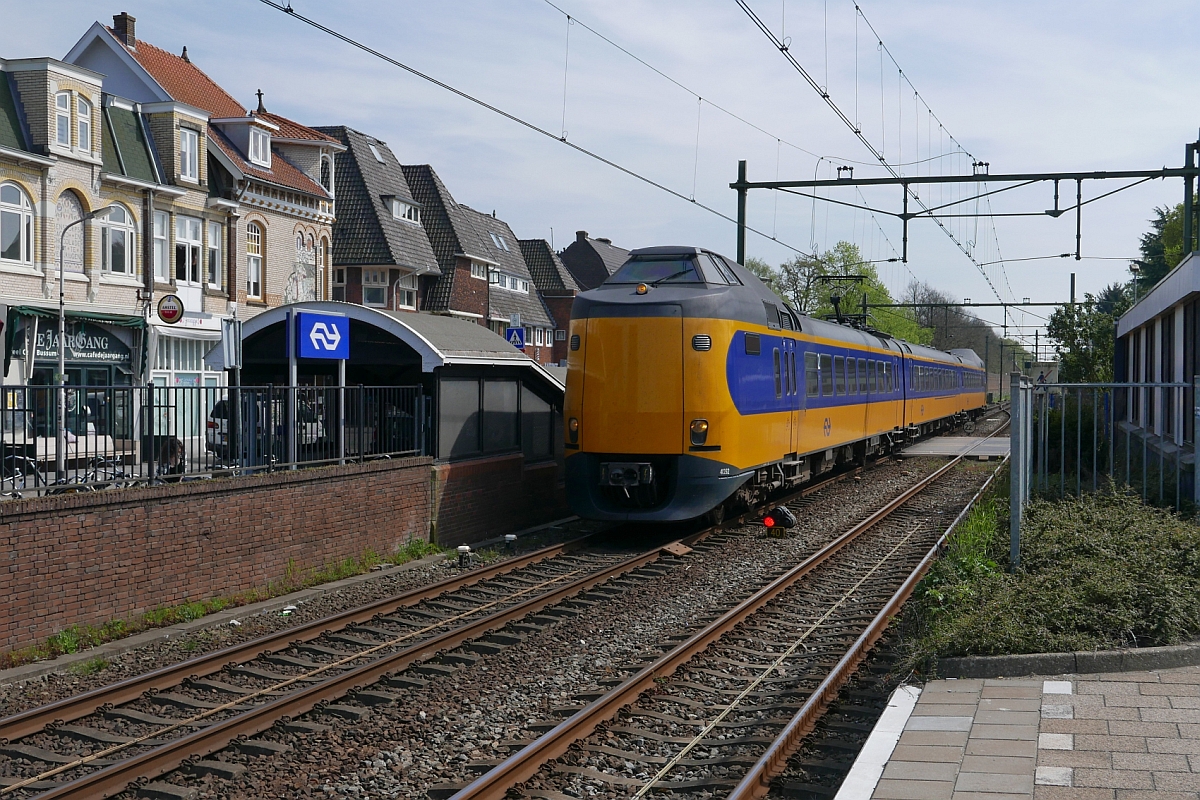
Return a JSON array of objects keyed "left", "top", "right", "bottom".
[{"left": 0, "top": 384, "right": 428, "bottom": 497}]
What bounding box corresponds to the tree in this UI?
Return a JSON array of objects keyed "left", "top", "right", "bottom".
[
  {"left": 1134, "top": 202, "right": 1193, "bottom": 290},
  {"left": 1045, "top": 286, "right": 1127, "bottom": 382}
]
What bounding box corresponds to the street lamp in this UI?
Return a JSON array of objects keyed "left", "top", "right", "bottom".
[{"left": 57, "top": 205, "right": 114, "bottom": 479}]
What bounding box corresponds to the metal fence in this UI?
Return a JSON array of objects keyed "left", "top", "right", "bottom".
[
  {"left": 0, "top": 384, "right": 428, "bottom": 497},
  {"left": 1009, "top": 373, "right": 1197, "bottom": 564}
]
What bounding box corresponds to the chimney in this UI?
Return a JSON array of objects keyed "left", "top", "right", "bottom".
[
  {"left": 112, "top": 12, "right": 136, "bottom": 48},
  {"left": 576, "top": 230, "right": 588, "bottom": 243},
  {"left": 180, "top": 46, "right": 190, "bottom": 63}
]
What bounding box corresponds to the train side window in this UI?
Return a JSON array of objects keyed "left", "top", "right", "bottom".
[
  {"left": 745, "top": 332, "right": 761, "bottom": 355},
  {"left": 819, "top": 354, "right": 832, "bottom": 396},
  {"left": 868, "top": 360, "right": 876, "bottom": 393},
  {"left": 773, "top": 349, "right": 783, "bottom": 398},
  {"left": 833, "top": 356, "right": 845, "bottom": 396},
  {"left": 846, "top": 358, "right": 857, "bottom": 395},
  {"left": 805, "top": 353, "right": 819, "bottom": 397},
  {"left": 857, "top": 358, "right": 867, "bottom": 393},
  {"left": 788, "top": 350, "right": 797, "bottom": 395},
  {"left": 882, "top": 362, "right": 890, "bottom": 393}
]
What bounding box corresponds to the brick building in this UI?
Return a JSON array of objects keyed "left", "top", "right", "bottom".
[
  {"left": 310, "top": 126, "right": 440, "bottom": 311},
  {"left": 60, "top": 13, "right": 341, "bottom": 386},
  {"left": 519, "top": 238, "right": 578, "bottom": 366}
]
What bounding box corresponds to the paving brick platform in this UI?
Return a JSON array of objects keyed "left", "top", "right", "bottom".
[{"left": 838, "top": 666, "right": 1200, "bottom": 800}]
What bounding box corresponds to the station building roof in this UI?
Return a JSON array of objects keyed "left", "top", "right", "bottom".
[
  {"left": 207, "top": 302, "right": 563, "bottom": 390},
  {"left": 1117, "top": 251, "right": 1200, "bottom": 338}
]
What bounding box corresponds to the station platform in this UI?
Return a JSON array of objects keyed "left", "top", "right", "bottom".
[
  {"left": 836, "top": 666, "right": 1200, "bottom": 800},
  {"left": 903, "top": 436, "right": 1010, "bottom": 458}
]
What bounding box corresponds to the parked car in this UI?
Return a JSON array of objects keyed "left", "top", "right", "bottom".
[{"left": 206, "top": 397, "right": 324, "bottom": 462}]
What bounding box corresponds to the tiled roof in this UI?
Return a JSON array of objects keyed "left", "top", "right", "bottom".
[
  {"left": 259, "top": 112, "right": 339, "bottom": 144},
  {"left": 519, "top": 238, "right": 578, "bottom": 293},
  {"left": 208, "top": 125, "right": 329, "bottom": 198},
  {"left": 311, "top": 126, "right": 438, "bottom": 273},
  {"left": 0, "top": 72, "right": 28, "bottom": 152},
  {"left": 113, "top": 32, "right": 246, "bottom": 118},
  {"left": 400, "top": 164, "right": 493, "bottom": 312},
  {"left": 560, "top": 234, "right": 631, "bottom": 291},
  {"left": 102, "top": 103, "right": 157, "bottom": 182},
  {"left": 460, "top": 206, "right": 553, "bottom": 328}
]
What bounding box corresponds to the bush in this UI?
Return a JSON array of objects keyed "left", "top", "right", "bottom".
[{"left": 908, "top": 489, "right": 1200, "bottom": 662}]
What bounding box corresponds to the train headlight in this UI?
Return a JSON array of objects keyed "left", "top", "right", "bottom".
[
  {"left": 568, "top": 417, "right": 580, "bottom": 444},
  {"left": 690, "top": 418, "right": 709, "bottom": 446},
  {"left": 636, "top": 283, "right": 649, "bottom": 295}
]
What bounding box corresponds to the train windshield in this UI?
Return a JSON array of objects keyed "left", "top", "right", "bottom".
[{"left": 608, "top": 256, "right": 704, "bottom": 285}]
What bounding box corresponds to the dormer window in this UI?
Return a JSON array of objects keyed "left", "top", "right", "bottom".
[
  {"left": 390, "top": 198, "right": 420, "bottom": 224},
  {"left": 249, "top": 127, "right": 271, "bottom": 167},
  {"left": 179, "top": 128, "right": 199, "bottom": 181}
]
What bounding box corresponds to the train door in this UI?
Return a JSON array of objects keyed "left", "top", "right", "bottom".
[
  {"left": 897, "top": 343, "right": 912, "bottom": 429},
  {"left": 784, "top": 337, "right": 799, "bottom": 454}
]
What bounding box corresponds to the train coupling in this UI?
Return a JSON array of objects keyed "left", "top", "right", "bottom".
[{"left": 600, "top": 461, "right": 654, "bottom": 487}]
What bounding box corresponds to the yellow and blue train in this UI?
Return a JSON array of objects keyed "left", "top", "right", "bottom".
[{"left": 563, "top": 246, "right": 987, "bottom": 521}]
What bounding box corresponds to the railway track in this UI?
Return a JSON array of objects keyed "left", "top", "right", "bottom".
[
  {"left": 0, "top": 464, "right": 873, "bottom": 799},
  {"left": 446, "top": 427, "right": 1007, "bottom": 800}
]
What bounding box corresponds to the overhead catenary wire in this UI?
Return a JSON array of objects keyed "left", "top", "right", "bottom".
[{"left": 256, "top": 0, "right": 815, "bottom": 257}]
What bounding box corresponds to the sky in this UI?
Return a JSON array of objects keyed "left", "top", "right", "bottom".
[{"left": 4, "top": 0, "right": 1197, "bottom": 347}]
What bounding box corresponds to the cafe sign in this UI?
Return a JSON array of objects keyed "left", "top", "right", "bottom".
[{"left": 13, "top": 320, "right": 131, "bottom": 364}]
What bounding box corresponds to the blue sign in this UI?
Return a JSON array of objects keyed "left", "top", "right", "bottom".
[
  {"left": 505, "top": 326, "right": 525, "bottom": 350},
  {"left": 297, "top": 312, "right": 349, "bottom": 360}
]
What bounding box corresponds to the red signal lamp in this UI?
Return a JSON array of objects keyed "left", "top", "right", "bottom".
[{"left": 763, "top": 506, "right": 797, "bottom": 529}]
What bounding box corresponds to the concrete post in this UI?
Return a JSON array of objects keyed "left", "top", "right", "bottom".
[{"left": 1010, "top": 372, "right": 1024, "bottom": 570}]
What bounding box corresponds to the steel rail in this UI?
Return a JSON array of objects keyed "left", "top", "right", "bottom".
[
  {"left": 447, "top": 448, "right": 979, "bottom": 800},
  {"left": 726, "top": 455, "right": 1009, "bottom": 799},
  {"left": 0, "top": 532, "right": 604, "bottom": 743},
  {"left": 24, "top": 536, "right": 699, "bottom": 800}
]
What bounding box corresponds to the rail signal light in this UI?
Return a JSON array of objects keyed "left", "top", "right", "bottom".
[{"left": 762, "top": 506, "right": 797, "bottom": 529}]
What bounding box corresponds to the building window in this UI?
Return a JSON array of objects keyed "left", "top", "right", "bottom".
[
  {"left": 368, "top": 142, "right": 384, "bottom": 163},
  {"left": 332, "top": 267, "right": 345, "bottom": 302},
  {"left": 489, "top": 269, "right": 501, "bottom": 286},
  {"left": 0, "top": 182, "right": 33, "bottom": 265},
  {"left": 180, "top": 128, "right": 199, "bottom": 181},
  {"left": 535, "top": 328, "right": 543, "bottom": 346},
  {"left": 246, "top": 222, "right": 263, "bottom": 299},
  {"left": 207, "top": 221, "right": 222, "bottom": 288},
  {"left": 362, "top": 268, "right": 387, "bottom": 307},
  {"left": 100, "top": 204, "right": 135, "bottom": 274},
  {"left": 77, "top": 97, "right": 92, "bottom": 153},
  {"left": 488, "top": 232, "right": 510, "bottom": 251},
  {"left": 55, "top": 92, "right": 70, "bottom": 146},
  {"left": 248, "top": 127, "right": 271, "bottom": 167},
  {"left": 470, "top": 261, "right": 488, "bottom": 280},
  {"left": 555, "top": 329, "right": 566, "bottom": 341},
  {"left": 153, "top": 211, "right": 169, "bottom": 281},
  {"left": 175, "top": 216, "right": 202, "bottom": 283},
  {"left": 395, "top": 271, "right": 417, "bottom": 310},
  {"left": 318, "top": 237, "right": 329, "bottom": 299},
  {"left": 390, "top": 198, "right": 420, "bottom": 223}
]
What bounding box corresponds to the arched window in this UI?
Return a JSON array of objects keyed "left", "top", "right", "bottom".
[
  {"left": 56, "top": 190, "right": 85, "bottom": 273},
  {"left": 54, "top": 92, "right": 70, "bottom": 146},
  {"left": 318, "top": 236, "right": 329, "bottom": 300},
  {"left": 306, "top": 233, "right": 314, "bottom": 253},
  {"left": 100, "top": 204, "right": 136, "bottom": 275},
  {"left": 295, "top": 233, "right": 304, "bottom": 255},
  {"left": 0, "top": 183, "right": 33, "bottom": 265},
  {"left": 320, "top": 156, "right": 333, "bottom": 193},
  {"left": 246, "top": 222, "right": 263, "bottom": 299},
  {"left": 77, "top": 97, "right": 92, "bottom": 153}
]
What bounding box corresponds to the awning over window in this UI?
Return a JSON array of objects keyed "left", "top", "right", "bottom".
[{"left": 4, "top": 305, "right": 147, "bottom": 376}]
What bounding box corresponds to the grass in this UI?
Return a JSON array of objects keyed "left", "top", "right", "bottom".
[
  {"left": 904, "top": 480, "right": 1200, "bottom": 672},
  {"left": 0, "top": 538, "right": 445, "bottom": 671}
]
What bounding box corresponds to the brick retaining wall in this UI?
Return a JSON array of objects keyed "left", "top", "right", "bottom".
[{"left": 0, "top": 457, "right": 431, "bottom": 653}]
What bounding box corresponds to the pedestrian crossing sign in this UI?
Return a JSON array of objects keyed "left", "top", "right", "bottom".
[{"left": 505, "top": 327, "right": 525, "bottom": 350}]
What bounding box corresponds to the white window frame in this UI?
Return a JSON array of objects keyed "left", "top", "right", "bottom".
[
  {"left": 152, "top": 211, "right": 169, "bottom": 282},
  {"left": 367, "top": 143, "right": 384, "bottom": 163},
  {"left": 246, "top": 222, "right": 263, "bottom": 299},
  {"left": 390, "top": 198, "right": 420, "bottom": 223},
  {"left": 0, "top": 182, "right": 34, "bottom": 266},
  {"left": 395, "top": 271, "right": 417, "bottom": 310},
  {"left": 470, "top": 261, "right": 488, "bottom": 280},
  {"left": 54, "top": 92, "right": 70, "bottom": 147},
  {"left": 175, "top": 216, "right": 202, "bottom": 284},
  {"left": 77, "top": 97, "right": 92, "bottom": 153},
  {"left": 207, "top": 221, "right": 223, "bottom": 288},
  {"left": 248, "top": 127, "right": 271, "bottom": 167},
  {"left": 362, "top": 268, "right": 388, "bottom": 307},
  {"left": 179, "top": 127, "right": 199, "bottom": 182},
  {"left": 100, "top": 204, "right": 135, "bottom": 275}
]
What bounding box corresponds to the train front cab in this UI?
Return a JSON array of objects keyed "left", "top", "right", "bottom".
[{"left": 564, "top": 305, "right": 747, "bottom": 522}]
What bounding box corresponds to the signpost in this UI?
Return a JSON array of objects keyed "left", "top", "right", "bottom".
[
  {"left": 505, "top": 326, "right": 526, "bottom": 350},
  {"left": 292, "top": 311, "right": 350, "bottom": 465}
]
